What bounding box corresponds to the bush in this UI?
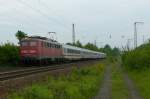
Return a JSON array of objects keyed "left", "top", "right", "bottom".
[
  {"left": 10, "top": 85, "right": 53, "bottom": 99},
  {"left": 0, "top": 43, "right": 19, "bottom": 66},
  {"left": 122, "top": 43, "right": 150, "bottom": 69}
]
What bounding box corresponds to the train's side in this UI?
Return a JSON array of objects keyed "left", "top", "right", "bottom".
[
  {"left": 20, "top": 36, "right": 106, "bottom": 64},
  {"left": 62, "top": 44, "right": 106, "bottom": 60}
]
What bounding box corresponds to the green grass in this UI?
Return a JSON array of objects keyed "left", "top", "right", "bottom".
[
  {"left": 111, "top": 64, "right": 129, "bottom": 99},
  {"left": 127, "top": 68, "right": 150, "bottom": 99},
  {"left": 8, "top": 63, "right": 104, "bottom": 99}
]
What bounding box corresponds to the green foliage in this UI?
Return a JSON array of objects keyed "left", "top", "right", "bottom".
[
  {"left": 75, "top": 40, "right": 83, "bottom": 48},
  {"left": 15, "top": 30, "right": 27, "bottom": 45},
  {"left": 127, "top": 68, "right": 150, "bottom": 99},
  {"left": 10, "top": 85, "right": 53, "bottom": 99},
  {"left": 66, "top": 40, "right": 83, "bottom": 48},
  {"left": 122, "top": 43, "right": 150, "bottom": 69},
  {"left": 102, "top": 45, "right": 120, "bottom": 57},
  {"left": 8, "top": 63, "right": 104, "bottom": 99},
  {"left": 84, "top": 43, "right": 99, "bottom": 51},
  {"left": 0, "top": 43, "right": 19, "bottom": 65},
  {"left": 111, "top": 64, "right": 129, "bottom": 99}
]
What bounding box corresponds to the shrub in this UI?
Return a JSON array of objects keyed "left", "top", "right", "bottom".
[
  {"left": 10, "top": 85, "right": 53, "bottom": 99},
  {"left": 122, "top": 43, "right": 150, "bottom": 69},
  {"left": 0, "top": 43, "right": 19, "bottom": 66}
]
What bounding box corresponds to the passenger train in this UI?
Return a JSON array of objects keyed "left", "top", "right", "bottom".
[{"left": 20, "top": 36, "right": 106, "bottom": 64}]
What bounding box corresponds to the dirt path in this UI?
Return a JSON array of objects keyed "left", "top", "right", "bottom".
[
  {"left": 94, "top": 65, "right": 112, "bottom": 99},
  {"left": 123, "top": 71, "right": 143, "bottom": 99},
  {"left": 116, "top": 63, "right": 143, "bottom": 99},
  {"left": 94, "top": 61, "right": 142, "bottom": 99}
]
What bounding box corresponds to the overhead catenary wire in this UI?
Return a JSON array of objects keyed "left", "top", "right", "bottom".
[
  {"left": 16, "top": 0, "right": 71, "bottom": 33},
  {"left": 37, "top": 0, "right": 72, "bottom": 30},
  {"left": 24, "top": 0, "right": 95, "bottom": 43},
  {"left": 0, "top": 5, "right": 53, "bottom": 33}
]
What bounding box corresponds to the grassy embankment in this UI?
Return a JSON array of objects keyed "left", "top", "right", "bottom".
[
  {"left": 122, "top": 42, "right": 150, "bottom": 99},
  {"left": 111, "top": 59, "right": 129, "bottom": 99},
  {"left": 8, "top": 62, "right": 104, "bottom": 99},
  {"left": 127, "top": 68, "right": 150, "bottom": 99}
]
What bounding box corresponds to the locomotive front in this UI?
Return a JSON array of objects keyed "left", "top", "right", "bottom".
[{"left": 20, "top": 38, "right": 41, "bottom": 64}]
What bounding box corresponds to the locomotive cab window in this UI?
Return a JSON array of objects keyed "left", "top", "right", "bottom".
[
  {"left": 21, "top": 41, "right": 28, "bottom": 46},
  {"left": 30, "top": 41, "right": 37, "bottom": 46}
]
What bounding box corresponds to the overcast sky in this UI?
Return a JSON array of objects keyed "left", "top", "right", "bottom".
[{"left": 0, "top": 0, "right": 150, "bottom": 48}]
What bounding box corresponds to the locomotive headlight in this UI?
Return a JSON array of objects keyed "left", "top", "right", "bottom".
[
  {"left": 29, "top": 50, "right": 36, "bottom": 53},
  {"left": 21, "top": 50, "right": 28, "bottom": 54},
  {"left": 21, "top": 50, "right": 36, "bottom": 54}
]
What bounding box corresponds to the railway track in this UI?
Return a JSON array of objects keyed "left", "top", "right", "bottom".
[
  {"left": 0, "top": 60, "right": 101, "bottom": 99},
  {"left": 0, "top": 63, "right": 72, "bottom": 81}
]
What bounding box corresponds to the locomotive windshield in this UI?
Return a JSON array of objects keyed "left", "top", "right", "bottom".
[
  {"left": 21, "top": 41, "right": 28, "bottom": 46},
  {"left": 30, "top": 41, "right": 37, "bottom": 46},
  {"left": 21, "top": 41, "right": 37, "bottom": 47}
]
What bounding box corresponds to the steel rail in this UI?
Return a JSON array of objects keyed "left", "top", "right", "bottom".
[{"left": 0, "top": 63, "right": 73, "bottom": 81}]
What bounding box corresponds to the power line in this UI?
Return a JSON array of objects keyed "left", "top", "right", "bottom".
[
  {"left": 0, "top": 10, "right": 50, "bottom": 32},
  {"left": 37, "top": 0, "right": 72, "bottom": 29},
  {"left": 16, "top": 0, "right": 71, "bottom": 32}
]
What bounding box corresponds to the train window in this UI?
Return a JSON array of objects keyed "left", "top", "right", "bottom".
[
  {"left": 49, "top": 43, "right": 51, "bottom": 48},
  {"left": 30, "top": 41, "right": 37, "bottom": 46},
  {"left": 58, "top": 45, "right": 60, "bottom": 48},
  {"left": 44, "top": 42, "right": 47, "bottom": 47},
  {"left": 21, "top": 42, "right": 28, "bottom": 46},
  {"left": 41, "top": 42, "right": 44, "bottom": 47},
  {"left": 53, "top": 44, "right": 55, "bottom": 48},
  {"left": 46, "top": 43, "right": 49, "bottom": 47},
  {"left": 51, "top": 44, "right": 54, "bottom": 48},
  {"left": 65, "top": 48, "right": 67, "bottom": 53},
  {"left": 58, "top": 45, "right": 61, "bottom": 48}
]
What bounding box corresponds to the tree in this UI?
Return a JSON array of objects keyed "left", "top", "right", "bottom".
[
  {"left": 15, "top": 30, "right": 27, "bottom": 45},
  {"left": 112, "top": 47, "right": 120, "bottom": 56},
  {"left": 84, "top": 43, "right": 99, "bottom": 51},
  {"left": 75, "top": 40, "right": 83, "bottom": 48},
  {"left": 66, "top": 40, "right": 83, "bottom": 48},
  {"left": 66, "top": 43, "right": 73, "bottom": 46},
  {"left": 103, "top": 44, "right": 112, "bottom": 56}
]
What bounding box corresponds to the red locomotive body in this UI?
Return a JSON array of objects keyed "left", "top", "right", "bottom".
[{"left": 20, "top": 36, "right": 63, "bottom": 64}]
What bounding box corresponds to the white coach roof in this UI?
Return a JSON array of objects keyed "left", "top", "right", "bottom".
[{"left": 62, "top": 44, "right": 105, "bottom": 55}]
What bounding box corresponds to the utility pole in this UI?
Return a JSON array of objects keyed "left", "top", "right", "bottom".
[
  {"left": 94, "top": 40, "right": 97, "bottom": 46},
  {"left": 134, "top": 22, "right": 144, "bottom": 48},
  {"left": 72, "top": 24, "right": 75, "bottom": 44},
  {"left": 143, "top": 35, "right": 145, "bottom": 43},
  {"left": 127, "top": 39, "right": 132, "bottom": 50}
]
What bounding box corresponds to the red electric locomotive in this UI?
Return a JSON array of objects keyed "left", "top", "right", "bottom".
[{"left": 20, "top": 36, "right": 63, "bottom": 64}]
